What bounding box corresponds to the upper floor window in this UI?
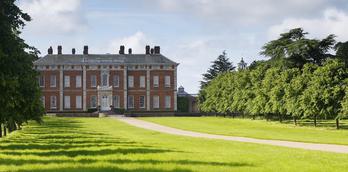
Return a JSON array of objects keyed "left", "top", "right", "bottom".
[
  {"left": 128, "top": 76, "right": 134, "bottom": 88},
  {"left": 102, "top": 73, "right": 108, "bottom": 86},
  {"left": 165, "top": 75, "right": 170, "bottom": 87},
  {"left": 76, "top": 75, "right": 82, "bottom": 88},
  {"left": 50, "top": 75, "right": 56, "bottom": 87},
  {"left": 91, "top": 75, "right": 97, "bottom": 87},
  {"left": 64, "top": 76, "right": 70, "bottom": 87},
  {"left": 140, "top": 76, "right": 145, "bottom": 88},
  {"left": 113, "top": 75, "right": 119, "bottom": 87},
  {"left": 153, "top": 76, "right": 159, "bottom": 88},
  {"left": 39, "top": 75, "right": 44, "bottom": 87}
]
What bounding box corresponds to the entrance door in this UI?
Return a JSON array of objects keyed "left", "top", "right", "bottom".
[{"left": 101, "top": 95, "right": 110, "bottom": 111}]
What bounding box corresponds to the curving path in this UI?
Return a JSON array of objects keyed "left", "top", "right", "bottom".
[{"left": 111, "top": 116, "right": 348, "bottom": 154}]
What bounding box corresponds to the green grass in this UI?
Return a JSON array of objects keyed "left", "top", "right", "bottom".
[
  {"left": 1, "top": 117, "right": 348, "bottom": 171},
  {"left": 141, "top": 116, "right": 348, "bottom": 145}
]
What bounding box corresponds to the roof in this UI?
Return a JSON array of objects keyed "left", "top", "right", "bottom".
[{"left": 34, "top": 54, "right": 178, "bottom": 66}]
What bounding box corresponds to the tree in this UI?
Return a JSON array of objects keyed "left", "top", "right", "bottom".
[
  {"left": 335, "top": 41, "right": 348, "bottom": 67},
  {"left": 261, "top": 28, "right": 336, "bottom": 68},
  {"left": 200, "top": 51, "right": 235, "bottom": 88},
  {"left": 0, "top": 0, "right": 44, "bottom": 137}
]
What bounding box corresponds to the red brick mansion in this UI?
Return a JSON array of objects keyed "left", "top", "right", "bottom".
[{"left": 34, "top": 45, "right": 178, "bottom": 112}]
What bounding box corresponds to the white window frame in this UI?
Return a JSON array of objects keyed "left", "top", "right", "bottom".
[
  {"left": 113, "top": 95, "right": 120, "bottom": 108},
  {"left": 128, "top": 76, "right": 134, "bottom": 88},
  {"left": 153, "top": 95, "right": 159, "bottom": 109},
  {"left": 113, "top": 75, "right": 119, "bottom": 87},
  {"left": 41, "top": 96, "right": 45, "bottom": 108},
  {"left": 102, "top": 73, "right": 108, "bottom": 86},
  {"left": 64, "top": 96, "right": 70, "bottom": 109},
  {"left": 128, "top": 95, "right": 134, "bottom": 108},
  {"left": 165, "top": 75, "right": 171, "bottom": 88},
  {"left": 91, "top": 95, "right": 97, "bottom": 108},
  {"left": 153, "top": 76, "right": 159, "bottom": 88},
  {"left": 76, "top": 95, "right": 82, "bottom": 109},
  {"left": 50, "top": 96, "right": 56, "bottom": 109},
  {"left": 64, "top": 76, "right": 70, "bottom": 88},
  {"left": 139, "top": 95, "right": 145, "bottom": 108},
  {"left": 39, "top": 75, "right": 45, "bottom": 87},
  {"left": 50, "top": 75, "right": 56, "bottom": 88},
  {"left": 76, "top": 75, "right": 82, "bottom": 88},
  {"left": 140, "top": 76, "right": 145, "bottom": 88},
  {"left": 165, "top": 95, "right": 171, "bottom": 108},
  {"left": 91, "top": 75, "right": 97, "bottom": 87}
]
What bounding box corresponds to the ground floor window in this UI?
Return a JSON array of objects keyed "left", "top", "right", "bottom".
[
  {"left": 91, "top": 96, "right": 97, "bottom": 108},
  {"left": 113, "top": 95, "right": 120, "bottom": 108},
  {"left": 64, "top": 96, "right": 70, "bottom": 109},
  {"left": 76, "top": 96, "right": 82, "bottom": 109},
  {"left": 128, "top": 95, "right": 134, "bottom": 108},
  {"left": 139, "top": 95, "right": 145, "bottom": 108},
  {"left": 50, "top": 96, "right": 56, "bottom": 109},
  {"left": 153, "top": 95, "right": 159, "bottom": 109},
  {"left": 41, "top": 96, "right": 45, "bottom": 108},
  {"left": 165, "top": 96, "right": 171, "bottom": 108}
]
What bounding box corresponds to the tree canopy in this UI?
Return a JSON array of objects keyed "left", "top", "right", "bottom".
[{"left": 0, "top": 0, "right": 44, "bottom": 137}]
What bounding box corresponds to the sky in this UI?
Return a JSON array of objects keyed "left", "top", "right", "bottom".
[{"left": 18, "top": 0, "right": 348, "bottom": 93}]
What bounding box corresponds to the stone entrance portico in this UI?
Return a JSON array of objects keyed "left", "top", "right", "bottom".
[{"left": 97, "top": 86, "right": 112, "bottom": 111}]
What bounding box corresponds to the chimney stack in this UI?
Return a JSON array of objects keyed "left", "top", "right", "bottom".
[
  {"left": 119, "top": 45, "right": 125, "bottom": 54},
  {"left": 72, "top": 48, "right": 76, "bottom": 55},
  {"left": 154, "top": 46, "right": 160, "bottom": 54},
  {"left": 48, "top": 46, "right": 53, "bottom": 55},
  {"left": 128, "top": 48, "right": 132, "bottom": 54},
  {"left": 83, "top": 45, "right": 88, "bottom": 55},
  {"left": 57, "top": 45, "right": 62, "bottom": 55},
  {"left": 150, "top": 48, "right": 154, "bottom": 54},
  {"left": 145, "top": 45, "right": 150, "bottom": 54}
]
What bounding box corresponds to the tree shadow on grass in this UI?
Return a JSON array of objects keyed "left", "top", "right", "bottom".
[
  {"left": 0, "top": 117, "right": 254, "bottom": 171},
  {"left": 17, "top": 167, "right": 194, "bottom": 172},
  {"left": 282, "top": 120, "right": 348, "bottom": 129}
]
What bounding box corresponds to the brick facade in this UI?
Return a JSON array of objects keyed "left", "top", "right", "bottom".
[{"left": 35, "top": 45, "right": 178, "bottom": 112}]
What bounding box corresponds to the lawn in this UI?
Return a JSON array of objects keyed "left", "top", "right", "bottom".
[
  {"left": 1, "top": 117, "right": 348, "bottom": 172},
  {"left": 142, "top": 117, "right": 348, "bottom": 145}
]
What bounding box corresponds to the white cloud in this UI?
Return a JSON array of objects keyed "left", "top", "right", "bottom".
[
  {"left": 268, "top": 8, "right": 348, "bottom": 41},
  {"left": 19, "top": 0, "right": 86, "bottom": 34},
  {"left": 108, "top": 31, "right": 153, "bottom": 54},
  {"left": 152, "top": 0, "right": 329, "bottom": 25}
]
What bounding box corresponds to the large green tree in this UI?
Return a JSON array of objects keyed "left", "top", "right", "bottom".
[
  {"left": 200, "top": 51, "right": 235, "bottom": 88},
  {"left": 261, "top": 28, "right": 336, "bottom": 68},
  {"left": 0, "top": 0, "right": 44, "bottom": 137}
]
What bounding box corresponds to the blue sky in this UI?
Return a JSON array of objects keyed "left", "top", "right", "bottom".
[{"left": 19, "top": 0, "right": 348, "bottom": 93}]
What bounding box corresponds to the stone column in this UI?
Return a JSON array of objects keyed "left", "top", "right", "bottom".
[
  {"left": 146, "top": 68, "right": 150, "bottom": 111},
  {"left": 174, "top": 66, "right": 177, "bottom": 111},
  {"left": 123, "top": 66, "right": 128, "bottom": 110},
  {"left": 83, "top": 65, "right": 87, "bottom": 111},
  {"left": 59, "top": 66, "right": 64, "bottom": 111}
]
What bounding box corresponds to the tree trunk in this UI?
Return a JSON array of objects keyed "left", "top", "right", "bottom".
[
  {"left": 252, "top": 115, "right": 255, "bottom": 120},
  {"left": 293, "top": 117, "right": 297, "bottom": 126},
  {"left": 314, "top": 115, "right": 317, "bottom": 127},
  {"left": 3, "top": 125, "right": 6, "bottom": 137},
  {"left": 279, "top": 114, "right": 283, "bottom": 123},
  {"left": 0, "top": 123, "right": 2, "bottom": 138},
  {"left": 336, "top": 118, "right": 340, "bottom": 130}
]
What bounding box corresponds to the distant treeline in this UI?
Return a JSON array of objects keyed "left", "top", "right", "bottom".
[{"left": 199, "top": 28, "right": 348, "bottom": 129}]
